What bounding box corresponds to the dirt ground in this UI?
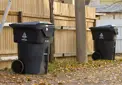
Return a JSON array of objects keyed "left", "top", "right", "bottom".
[{"left": 0, "top": 57, "right": 122, "bottom": 85}]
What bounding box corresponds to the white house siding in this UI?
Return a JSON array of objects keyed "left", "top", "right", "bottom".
[
  {"left": 89, "top": 0, "right": 100, "bottom": 5},
  {"left": 115, "top": 13, "right": 122, "bottom": 19},
  {"left": 96, "top": 19, "right": 122, "bottom": 53},
  {"left": 100, "top": 13, "right": 122, "bottom": 20},
  {"left": 100, "top": 14, "right": 114, "bottom": 19}
]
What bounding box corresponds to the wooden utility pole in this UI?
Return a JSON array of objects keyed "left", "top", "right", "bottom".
[
  {"left": 49, "top": 0, "right": 55, "bottom": 62},
  {"left": 75, "top": 0, "right": 88, "bottom": 63},
  {"left": 49, "top": 0, "right": 54, "bottom": 24}
]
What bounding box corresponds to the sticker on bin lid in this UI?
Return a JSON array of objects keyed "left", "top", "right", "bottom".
[
  {"left": 99, "top": 33, "right": 104, "bottom": 39},
  {"left": 21, "top": 32, "right": 27, "bottom": 41},
  {"left": 46, "top": 25, "right": 49, "bottom": 27}
]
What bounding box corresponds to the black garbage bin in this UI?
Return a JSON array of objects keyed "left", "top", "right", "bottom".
[
  {"left": 9, "top": 21, "right": 54, "bottom": 74},
  {"left": 89, "top": 25, "right": 118, "bottom": 60}
]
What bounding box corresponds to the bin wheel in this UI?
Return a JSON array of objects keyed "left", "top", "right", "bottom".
[
  {"left": 92, "top": 52, "right": 101, "bottom": 60},
  {"left": 11, "top": 60, "right": 24, "bottom": 74}
]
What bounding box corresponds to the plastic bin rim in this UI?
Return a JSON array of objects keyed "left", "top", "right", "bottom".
[
  {"left": 10, "top": 21, "right": 53, "bottom": 25},
  {"left": 89, "top": 26, "right": 117, "bottom": 32},
  {"left": 9, "top": 21, "right": 55, "bottom": 30}
]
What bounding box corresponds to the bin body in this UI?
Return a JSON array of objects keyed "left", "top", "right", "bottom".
[
  {"left": 9, "top": 21, "right": 54, "bottom": 74},
  {"left": 90, "top": 25, "right": 118, "bottom": 60}
]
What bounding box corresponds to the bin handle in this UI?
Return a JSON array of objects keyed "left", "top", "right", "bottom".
[{"left": 0, "top": 0, "right": 12, "bottom": 32}]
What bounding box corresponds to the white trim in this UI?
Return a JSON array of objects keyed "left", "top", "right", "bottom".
[
  {"left": 0, "top": 56, "right": 18, "bottom": 61},
  {"left": 4, "top": 23, "right": 12, "bottom": 27},
  {"left": 96, "top": 13, "right": 106, "bottom": 16},
  {"left": 72, "top": 0, "right": 75, "bottom": 5}
]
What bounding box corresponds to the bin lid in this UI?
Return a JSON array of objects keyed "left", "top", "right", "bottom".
[
  {"left": 89, "top": 25, "right": 118, "bottom": 35},
  {"left": 9, "top": 21, "right": 54, "bottom": 30}
]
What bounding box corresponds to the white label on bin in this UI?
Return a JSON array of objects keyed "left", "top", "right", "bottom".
[
  {"left": 45, "top": 40, "right": 49, "bottom": 43},
  {"left": 99, "top": 33, "right": 104, "bottom": 39},
  {"left": 46, "top": 28, "right": 48, "bottom": 31},
  {"left": 21, "top": 32, "right": 27, "bottom": 41}
]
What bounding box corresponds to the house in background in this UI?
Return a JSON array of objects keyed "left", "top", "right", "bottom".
[
  {"left": 100, "top": 0, "right": 122, "bottom": 5},
  {"left": 90, "top": 0, "right": 122, "bottom": 53},
  {"left": 54, "top": 0, "right": 93, "bottom": 5},
  {"left": 54, "top": 0, "right": 122, "bottom": 5},
  {"left": 53, "top": 0, "right": 122, "bottom": 54},
  {"left": 90, "top": 0, "right": 122, "bottom": 5},
  {"left": 90, "top": 0, "right": 122, "bottom": 20}
]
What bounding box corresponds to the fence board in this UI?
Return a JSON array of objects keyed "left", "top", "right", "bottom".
[
  {"left": 0, "top": 1, "right": 96, "bottom": 57},
  {"left": 0, "top": 27, "right": 17, "bottom": 54}
]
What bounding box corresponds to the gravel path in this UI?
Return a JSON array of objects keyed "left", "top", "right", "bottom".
[{"left": 0, "top": 61, "right": 122, "bottom": 85}]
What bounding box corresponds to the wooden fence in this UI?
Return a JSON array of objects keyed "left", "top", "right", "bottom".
[{"left": 0, "top": 1, "right": 96, "bottom": 57}]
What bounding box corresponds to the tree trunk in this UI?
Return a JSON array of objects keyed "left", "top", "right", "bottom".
[{"left": 49, "top": 0, "right": 55, "bottom": 63}]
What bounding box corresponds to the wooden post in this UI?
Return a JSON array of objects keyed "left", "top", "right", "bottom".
[
  {"left": 75, "top": 0, "right": 88, "bottom": 63},
  {"left": 18, "top": 11, "right": 23, "bottom": 23},
  {"left": 49, "top": 0, "right": 54, "bottom": 24},
  {"left": 49, "top": 0, "right": 55, "bottom": 62}
]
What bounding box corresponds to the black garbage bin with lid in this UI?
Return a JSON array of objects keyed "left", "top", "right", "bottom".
[
  {"left": 9, "top": 21, "right": 54, "bottom": 74},
  {"left": 89, "top": 25, "right": 118, "bottom": 60}
]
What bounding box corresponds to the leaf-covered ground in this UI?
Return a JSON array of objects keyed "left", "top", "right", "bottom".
[{"left": 1, "top": 57, "right": 122, "bottom": 85}]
